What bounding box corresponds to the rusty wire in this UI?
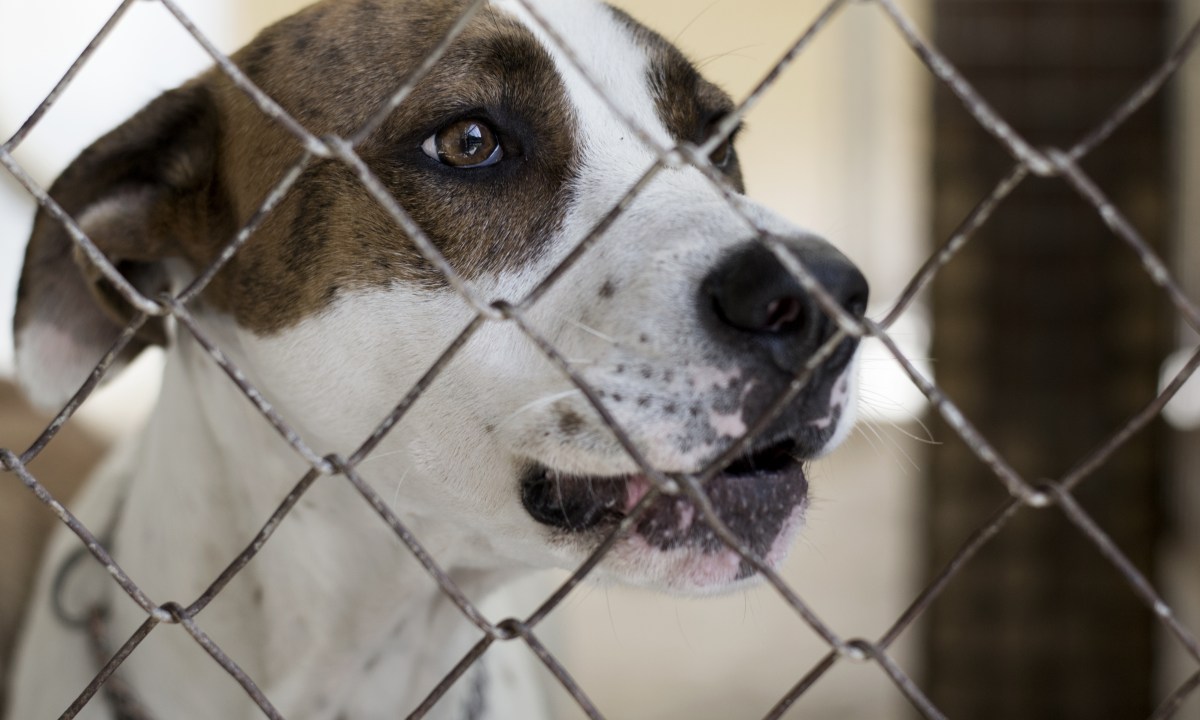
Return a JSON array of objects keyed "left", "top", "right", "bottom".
[{"left": 2, "top": 0, "right": 1200, "bottom": 718}]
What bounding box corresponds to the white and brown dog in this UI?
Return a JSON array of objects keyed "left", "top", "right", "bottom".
[{"left": 7, "top": 0, "right": 868, "bottom": 718}]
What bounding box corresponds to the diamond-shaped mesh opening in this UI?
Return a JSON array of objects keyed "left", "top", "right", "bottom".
[{"left": 1, "top": 0, "right": 1199, "bottom": 718}]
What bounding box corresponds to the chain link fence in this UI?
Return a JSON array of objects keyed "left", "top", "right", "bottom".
[{"left": 1, "top": 0, "right": 1199, "bottom": 717}]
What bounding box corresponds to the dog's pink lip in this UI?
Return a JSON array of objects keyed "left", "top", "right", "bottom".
[{"left": 622, "top": 473, "right": 653, "bottom": 513}]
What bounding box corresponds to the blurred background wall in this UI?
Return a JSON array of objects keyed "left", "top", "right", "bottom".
[
  {"left": 1, "top": 0, "right": 1196, "bottom": 718},
  {"left": 927, "top": 1, "right": 1175, "bottom": 717},
  {"left": 1163, "top": 0, "right": 1200, "bottom": 715}
]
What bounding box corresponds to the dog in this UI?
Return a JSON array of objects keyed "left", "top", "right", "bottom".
[{"left": 6, "top": 0, "right": 868, "bottom": 717}]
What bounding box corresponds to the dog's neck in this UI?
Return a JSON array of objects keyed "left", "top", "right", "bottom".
[{"left": 104, "top": 325, "right": 520, "bottom": 719}]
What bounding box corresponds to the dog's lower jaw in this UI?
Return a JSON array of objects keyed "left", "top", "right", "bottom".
[
  {"left": 517, "top": 357, "right": 860, "bottom": 595},
  {"left": 8, "top": 341, "right": 548, "bottom": 720},
  {"left": 522, "top": 448, "right": 811, "bottom": 594}
]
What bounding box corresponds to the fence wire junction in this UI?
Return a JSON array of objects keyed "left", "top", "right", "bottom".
[{"left": 2, "top": 0, "right": 1200, "bottom": 718}]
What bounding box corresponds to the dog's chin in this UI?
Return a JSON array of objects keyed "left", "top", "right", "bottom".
[{"left": 520, "top": 438, "right": 811, "bottom": 593}]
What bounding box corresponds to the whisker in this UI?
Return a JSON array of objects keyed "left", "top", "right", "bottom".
[
  {"left": 879, "top": 415, "right": 939, "bottom": 446},
  {"left": 358, "top": 447, "right": 410, "bottom": 467},
  {"left": 558, "top": 314, "right": 619, "bottom": 345},
  {"left": 867, "top": 418, "right": 922, "bottom": 473},
  {"left": 851, "top": 421, "right": 886, "bottom": 460},
  {"left": 390, "top": 468, "right": 411, "bottom": 511},
  {"left": 497, "top": 389, "right": 582, "bottom": 428},
  {"left": 695, "top": 46, "right": 760, "bottom": 70},
  {"left": 857, "top": 391, "right": 939, "bottom": 446},
  {"left": 672, "top": 0, "right": 721, "bottom": 44}
]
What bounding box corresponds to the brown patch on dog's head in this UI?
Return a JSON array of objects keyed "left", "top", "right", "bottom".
[
  {"left": 197, "top": 0, "right": 580, "bottom": 332},
  {"left": 606, "top": 6, "right": 745, "bottom": 192},
  {"left": 14, "top": 0, "right": 578, "bottom": 407}
]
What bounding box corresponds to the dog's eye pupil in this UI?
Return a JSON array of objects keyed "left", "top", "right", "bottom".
[
  {"left": 460, "top": 125, "right": 484, "bottom": 155},
  {"left": 423, "top": 119, "right": 503, "bottom": 168},
  {"left": 710, "top": 140, "right": 732, "bottom": 169},
  {"left": 703, "top": 112, "right": 739, "bottom": 171}
]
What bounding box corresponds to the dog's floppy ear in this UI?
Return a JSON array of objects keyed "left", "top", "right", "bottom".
[{"left": 13, "top": 83, "right": 222, "bottom": 410}]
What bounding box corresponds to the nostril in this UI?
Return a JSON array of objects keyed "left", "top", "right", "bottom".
[
  {"left": 702, "top": 236, "right": 869, "bottom": 353},
  {"left": 707, "top": 280, "right": 813, "bottom": 337},
  {"left": 844, "top": 289, "right": 869, "bottom": 321},
  {"left": 764, "top": 296, "right": 805, "bottom": 334}
]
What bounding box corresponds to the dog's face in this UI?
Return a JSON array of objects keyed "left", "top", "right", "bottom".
[{"left": 14, "top": 0, "right": 867, "bottom": 593}]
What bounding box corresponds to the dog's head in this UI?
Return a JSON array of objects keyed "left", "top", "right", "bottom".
[{"left": 14, "top": 0, "right": 867, "bottom": 593}]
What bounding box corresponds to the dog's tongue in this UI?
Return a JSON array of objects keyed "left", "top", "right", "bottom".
[{"left": 624, "top": 474, "right": 653, "bottom": 513}]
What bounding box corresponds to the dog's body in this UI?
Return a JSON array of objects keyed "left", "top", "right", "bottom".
[{"left": 6, "top": 1, "right": 868, "bottom": 718}]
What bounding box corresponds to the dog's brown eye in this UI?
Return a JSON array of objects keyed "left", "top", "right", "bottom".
[
  {"left": 421, "top": 119, "right": 502, "bottom": 168},
  {"left": 709, "top": 138, "right": 734, "bottom": 169},
  {"left": 704, "top": 114, "right": 739, "bottom": 171}
]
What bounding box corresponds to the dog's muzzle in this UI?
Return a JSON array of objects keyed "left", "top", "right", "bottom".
[{"left": 520, "top": 233, "right": 868, "bottom": 583}]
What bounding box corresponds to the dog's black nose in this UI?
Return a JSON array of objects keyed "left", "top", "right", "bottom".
[{"left": 702, "top": 236, "right": 868, "bottom": 373}]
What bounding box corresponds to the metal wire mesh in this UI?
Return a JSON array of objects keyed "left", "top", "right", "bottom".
[{"left": 1, "top": 0, "right": 1199, "bottom": 717}]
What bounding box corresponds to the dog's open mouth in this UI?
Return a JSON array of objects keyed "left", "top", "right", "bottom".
[{"left": 520, "top": 438, "right": 809, "bottom": 573}]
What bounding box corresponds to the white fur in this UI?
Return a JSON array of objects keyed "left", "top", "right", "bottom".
[
  {"left": 14, "top": 191, "right": 154, "bottom": 412},
  {"left": 8, "top": 1, "right": 863, "bottom": 718},
  {"left": 14, "top": 323, "right": 90, "bottom": 411}
]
